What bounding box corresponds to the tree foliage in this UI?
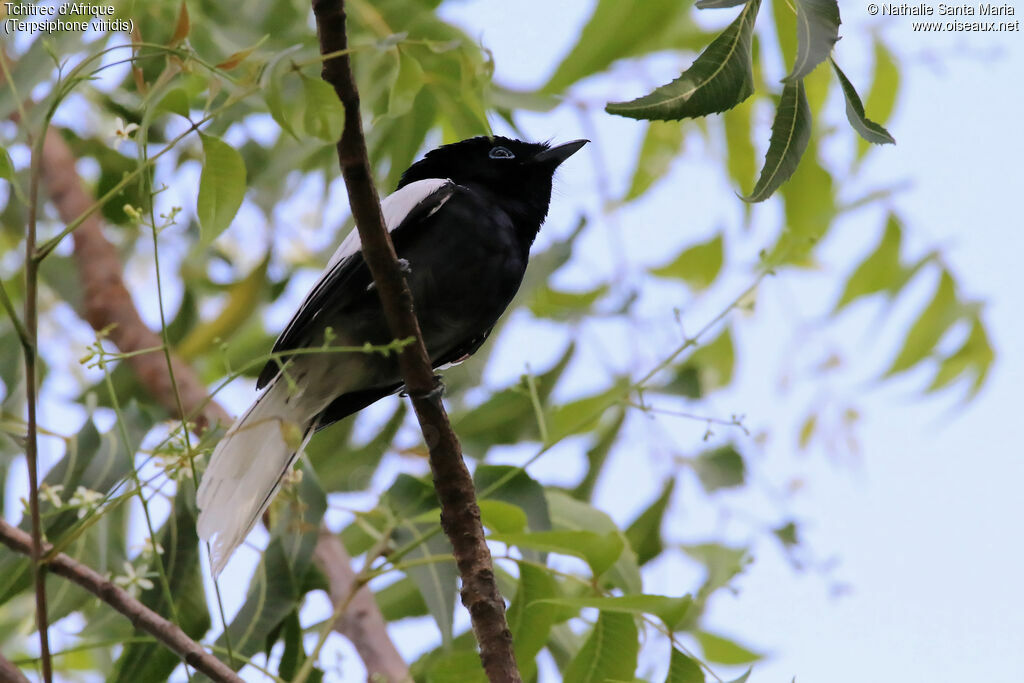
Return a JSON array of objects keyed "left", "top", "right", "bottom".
[{"left": 0, "top": 0, "right": 993, "bottom": 681}]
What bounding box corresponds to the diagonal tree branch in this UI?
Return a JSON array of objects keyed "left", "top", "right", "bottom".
[
  {"left": 28, "top": 122, "right": 409, "bottom": 678},
  {"left": 0, "top": 518, "right": 242, "bottom": 683},
  {"left": 310, "top": 1, "right": 520, "bottom": 680},
  {"left": 0, "top": 652, "right": 31, "bottom": 683}
]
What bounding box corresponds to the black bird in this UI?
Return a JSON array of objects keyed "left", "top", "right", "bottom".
[{"left": 197, "top": 135, "right": 587, "bottom": 573}]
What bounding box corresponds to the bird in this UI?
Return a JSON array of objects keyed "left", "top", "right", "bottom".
[{"left": 196, "top": 135, "right": 587, "bottom": 574}]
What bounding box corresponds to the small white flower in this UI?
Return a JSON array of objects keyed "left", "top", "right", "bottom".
[
  {"left": 113, "top": 561, "right": 155, "bottom": 595},
  {"left": 139, "top": 537, "right": 165, "bottom": 557},
  {"left": 68, "top": 486, "right": 104, "bottom": 519},
  {"left": 39, "top": 483, "right": 64, "bottom": 508},
  {"left": 110, "top": 117, "right": 139, "bottom": 143}
]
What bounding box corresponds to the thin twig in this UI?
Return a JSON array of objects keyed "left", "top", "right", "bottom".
[
  {"left": 310, "top": 1, "right": 520, "bottom": 680},
  {"left": 0, "top": 519, "right": 242, "bottom": 683},
  {"left": 23, "top": 100, "right": 53, "bottom": 683}
]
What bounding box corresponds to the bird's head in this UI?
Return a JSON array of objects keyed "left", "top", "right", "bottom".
[{"left": 397, "top": 136, "right": 587, "bottom": 237}]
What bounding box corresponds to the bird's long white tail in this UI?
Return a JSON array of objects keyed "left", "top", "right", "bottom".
[{"left": 197, "top": 377, "right": 313, "bottom": 575}]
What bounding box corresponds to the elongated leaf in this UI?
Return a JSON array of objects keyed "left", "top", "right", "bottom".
[
  {"left": 625, "top": 478, "right": 675, "bottom": 565},
  {"left": 169, "top": 0, "right": 190, "bottom": 45},
  {"left": 695, "top": 630, "right": 763, "bottom": 665},
  {"left": 196, "top": 134, "right": 247, "bottom": 241},
  {"left": 544, "top": 0, "right": 707, "bottom": 93},
  {"left": 507, "top": 562, "right": 560, "bottom": 680},
  {"left": 783, "top": 0, "right": 840, "bottom": 82},
  {"left": 682, "top": 543, "right": 750, "bottom": 601},
  {"left": 386, "top": 475, "right": 458, "bottom": 646},
  {"left": 474, "top": 465, "right": 551, "bottom": 535},
  {"left": 111, "top": 485, "right": 209, "bottom": 682},
  {"left": 572, "top": 408, "right": 626, "bottom": 501},
  {"left": 388, "top": 48, "right": 426, "bottom": 118},
  {"left": 725, "top": 95, "right": 757, "bottom": 191},
  {"left": 744, "top": 80, "right": 811, "bottom": 202},
  {"left": 667, "top": 648, "right": 705, "bottom": 683},
  {"left": 493, "top": 530, "right": 623, "bottom": 577},
  {"left": 927, "top": 316, "right": 994, "bottom": 397},
  {"left": 563, "top": 611, "right": 638, "bottom": 683},
  {"left": 885, "top": 270, "right": 960, "bottom": 377},
  {"left": 0, "top": 146, "right": 13, "bottom": 182},
  {"left": 832, "top": 59, "right": 896, "bottom": 145},
  {"left": 606, "top": 0, "right": 761, "bottom": 120},
  {"left": 697, "top": 0, "right": 748, "bottom": 7},
  {"left": 301, "top": 74, "right": 346, "bottom": 142},
  {"left": 547, "top": 491, "right": 642, "bottom": 593},
  {"left": 623, "top": 121, "right": 686, "bottom": 202},
  {"left": 857, "top": 38, "right": 900, "bottom": 158},
  {"left": 539, "top": 593, "right": 693, "bottom": 631},
  {"left": 176, "top": 255, "right": 268, "bottom": 359},
  {"left": 529, "top": 283, "right": 608, "bottom": 321},
  {"left": 650, "top": 234, "right": 724, "bottom": 290},
  {"left": 834, "top": 214, "right": 908, "bottom": 311}
]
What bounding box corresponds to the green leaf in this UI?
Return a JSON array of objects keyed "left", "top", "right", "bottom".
[
  {"left": 831, "top": 59, "right": 896, "bottom": 146},
  {"left": 695, "top": 630, "right": 763, "bottom": 665},
  {"left": 479, "top": 500, "right": 528, "bottom": 534},
  {"left": 667, "top": 648, "right": 706, "bottom": 683},
  {"left": 539, "top": 593, "right": 693, "bottom": 631},
  {"left": 544, "top": 0, "right": 707, "bottom": 93},
  {"left": 927, "top": 315, "right": 994, "bottom": 397},
  {"left": 386, "top": 476, "right": 458, "bottom": 646},
  {"left": 625, "top": 478, "right": 675, "bottom": 565},
  {"left": 650, "top": 234, "right": 724, "bottom": 290},
  {"left": 663, "top": 327, "right": 735, "bottom": 399},
  {"left": 196, "top": 134, "right": 247, "bottom": 241},
  {"left": 388, "top": 48, "right": 426, "bottom": 118},
  {"left": 547, "top": 491, "right": 642, "bottom": 593},
  {"left": 492, "top": 530, "right": 624, "bottom": 577},
  {"left": 375, "top": 576, "right": 428, "bottom": 621},
  {"left": 572, "top": 409, "right": 626, "bottom": 501},
  {"left": 834, "top": 214, "right": 909, "bottom": 311},
  {"left": 885, "top": 270, "right": 960, "bottom": 377},
  {"left": 0, "top": 146, "right": 14, "bottom": 182},
  {"left": 507, "top": 562, "right": 560, "bottom": 680},
  {"left": 176, "top": 255, "right": 268, "bottom": 359},
  {"left": 546, "top": 380, "right": 632, "bottom": 444},
  {"left": 783, "top": 0, "right": 841, "bottom": 83},
  {"left": 474, "top": 465, "right": 552, "bottom": 538},
  {"left": 682, "top": 543, "right": 749, "bottom": 601},
  {"left": 857, "top": 38, "right": 900, "bottom": 158},
  {"left": 111, "top": 485, "right": 210, "bottom": 682},
  {"left": 724, "top": 95, "right": 757, "bottom": 191},
  {"left": 528, "top": 283, "right": 608, "bottom": 321},
  {"left": 301, "top": 74, "right": 346, "bottom": 142},
  {"left": 622, "top": 121, "right": 685, "bottom": 202},
  {"left": 697, "top": 0, "right": 748, "bottom": 7},
  {"left": 692, "top": 444, "right": 746, "bottom": 492},
  {"left": 743, "top": 80, "right": 811, "bottom": 202},
  {"left": 156, "top": 88, "right": 190, "bottom": 118},
  {"left": 563, "top": 611, "right": 638, "bottom": 683},
  {"left": 605, "top": 0, "right": 761, "bottom": 120},
  {"left": 727, "top": 668, "right": 754, "bottom": 683}
]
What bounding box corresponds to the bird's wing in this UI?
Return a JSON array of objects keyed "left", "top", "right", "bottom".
[{"left": 256, "top": 178, "right": 455, "bottom": 388}]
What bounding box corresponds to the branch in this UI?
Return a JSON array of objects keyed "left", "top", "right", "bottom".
[
  {"left": 310, "top": 2, "right": 520, "bottom": 680},
  {"left": 0, "top": 519, "right": 242, "bottom": 682},
  {"left": 31, "top": 123, "right": 408, "bottom": 677},
  {"left": 0, "top": 652, "right": 31, "bottom": 683}
]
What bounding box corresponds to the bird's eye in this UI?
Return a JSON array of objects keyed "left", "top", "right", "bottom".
[{"left": 488, "top": 146, "right": 515, "bottom": 160}]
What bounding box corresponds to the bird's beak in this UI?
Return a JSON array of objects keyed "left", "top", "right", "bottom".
[{"left": 532, "top": 139, "right": 589, "bottom": 166}]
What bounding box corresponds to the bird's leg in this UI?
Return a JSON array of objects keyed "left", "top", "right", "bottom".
[{"left": 367, "top": 259, "right": 412, "bottom": 293}]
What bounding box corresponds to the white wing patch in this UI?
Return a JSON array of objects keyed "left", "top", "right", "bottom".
[{"left": 326, "top": 178, "right": 453, "bottom": 270}]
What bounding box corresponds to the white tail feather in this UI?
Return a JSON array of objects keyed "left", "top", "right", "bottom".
[{"left": 197, "top": 377, "right": 312, "bottom": 575}]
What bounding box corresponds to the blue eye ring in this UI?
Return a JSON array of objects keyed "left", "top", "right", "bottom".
[{"left": 489, "top": 146, "right": 515, "bottom": 160}]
